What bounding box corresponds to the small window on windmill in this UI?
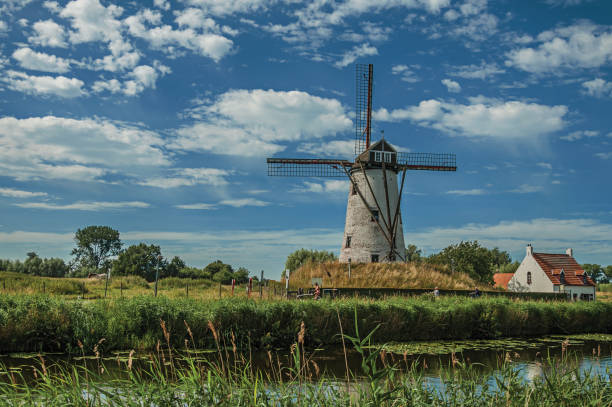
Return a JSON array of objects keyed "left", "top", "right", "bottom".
[
  {"left": 527, "top": 271, "right": 532, "bottom": 285},
  {"left": 374, "top": 151, "right": 382, "bottom": 162},
  {"left": 351, "top": 183, "right": 357, "bottom": 195},
  {"left": 345, "top": 235, "right": 351, "bottom": 248},
  {"left": 384, "top": 152, "right": 393, "bottom": 163},
  {"left": 371, "top": 254, "right": 379, "bottom": 263},
  {"left": 371, "top": 209, "right": 379, "bottom": 222}
]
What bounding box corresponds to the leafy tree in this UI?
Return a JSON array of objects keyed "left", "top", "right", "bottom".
[
  {"left": 2, "top": 253, "right": 68, "bottom": 277},
  {"left": 583, "top": 264, "right": 607, "bottom": 283},
  {"left": 605, "top": 265, "right": 612, "bottom": 279},
  {"left": 165, "top": 256, "right": 186, "bottom": 278},
  {"left": 284, "top": 249, "right": 337, "bottom": 276},
  {"left": 234, "top": 267, "right": 249, "bottom": 284},
  {"left": 405, "top": 244, "right": 422, "bottom": 262},
  {"left": 498, "top": 261, "right": 520, "bottom": 274},
  {"left": 427, "top": 241, "right": 511, "bottom": 284},
  {"left": 178, "top": 267, "right": 211, "bottom": 279},
  {"left": 71, "top": 226, "right": 122, "bottom": 271},
  {"left": 112, "top": 243, "right": 165, "bottom": 282},
  {"left": 205, "top": 260, "right": 235, "bottom": 284}
]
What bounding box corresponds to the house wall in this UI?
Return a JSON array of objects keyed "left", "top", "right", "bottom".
[
  {"left": 339, "top": 167, "right": 405, "bottom": 263},
  {"left": 563, "top": 285, "right": 596, "bottom": 300},
  {"left": 508, "top": 251, "right": 554, "bottom": 293}
]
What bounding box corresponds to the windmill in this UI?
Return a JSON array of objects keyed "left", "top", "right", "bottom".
[{"left": 267, "top": 64, "right": 456, "bottom": 263}]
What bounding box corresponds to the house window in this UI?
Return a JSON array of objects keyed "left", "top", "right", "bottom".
[
  {"left": 371, "top": 210, "right": 379, "bottom": 222},
  {"left": 384, "top": 152, "right": 393, "bottom": 163},
  {"left": 371, "top": 254, "right": 379, "bottom": 263},
  {"left": 345, "top": 235, "right": 351, "bottom": 248},
  {"left": 527, "top": 272, "right": 532, "bottom": 285},
  {"left": 374, "top": 151, "right": 382, "bottom": 162}
]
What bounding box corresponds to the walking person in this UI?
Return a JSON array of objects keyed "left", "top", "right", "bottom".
[
  {"left": 433, "top": 286, "right": 440, "bottom": 298},
  {"left": 313, "top": 282, "right": 321, "bottom": 300}
]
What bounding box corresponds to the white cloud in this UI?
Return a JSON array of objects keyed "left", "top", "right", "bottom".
[
  {"left": 0, "top": 0, "right": 33, "bottom": 13},
  {"left": 138, "top": 168, "right": 231, "bottom": 188},
  {"left": 124, "top": 9, "right": 233, "bottom": 62},
  {"left": 0, "top": 20, "right": 8, "bottom": 33},
  {"left": 0, "top": 115, "right": 168, "bottom": 182},
  {"left": 12, "top": 47, "right": 71, "bottom": 73},
  {"left": 334, "top": 43, "right": 378, "bottom": 68},
  {"left": 374, "top": 97, "right": 568, "bottom": 139},
  {"left": 449, "top": 61, "right": 505, "bottom": 79},
  {"left": 297, "top": 140, "right": 355, "bottom": 159},
  {"left": 291, "top": 180, "right": 349, "bottom": 194},
  {"left": 595, "top": 152, "right": 612, "bottom": 160},
  {"left": 219, "top": 198, "right": 270, "bottom": 207},
  {"left": 3, "top": 70, "right": 85, "bottom": 98},
  {"left": 175, "top": 203, "right": 217, "bottom": 210},
  {"left": 441, "top": 78, "right": 461, "bottom": 92},
  {"left": 0, "top": 188, "right": 48, "bottom": 198},
  {"left": 506, "top": 21, "right": 612, "bottom": 74},
  {"left": 410, "top": 217, "right": 612, "bottom": 262},
  {"left": 537, "top": 162, "right": 552, "bottom": 170},
  {"left": 509, "top": 184, "right": 543, "bottom": 194},
  {"left": 154, "top": 0, "right": 170, "bottom": 10},
  {"left": 391, "top": 64, "right": 419, "bottom": 83},
  {"left": 561, "top": 130, "right": 599, "bottom": 141},
  {"left": 92, "top": 64, "right": 168, "bottom": 96},
  {"left": 582, "top": 78, "right": 612, "bottom": 98},
  {"left": 28, "top": 19, "right": 68, "bottom": 47},
  {"left": 446, "top": 189, "right": 486, "bottom": 195},
  {"left": 171, "top": 89, "right": 352, "bottom": 157},
  {"left": 15, "top": 201, "right": 149, "bottom": 211},
  {"left": 544, "top": 0, "right": 595, "bottom": 6}
]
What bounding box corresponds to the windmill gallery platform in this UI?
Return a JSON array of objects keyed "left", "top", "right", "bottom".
[{"left": 267, "top": 64, "right": 456, "bottom": 263}]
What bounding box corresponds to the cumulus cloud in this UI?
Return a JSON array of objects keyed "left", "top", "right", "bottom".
[
  {"left": 219, "top": 198, "right": 270, "bottom": 207},
  {"left": 334, "top": 43, "right": 378, "bottom": 68},
  {"left": 124, "top": 9, "right": 233, "bottom": 62},
  {"left": 537, "top": 162, "right": 553, "bottom": 170},
  {"left": 175, "top": 203, "right": 217, "bottom": 210},
  {"left": 441, "top": 78, "right": 461, "bottom": 92},
  {"left": 374, "top": 97, "right": 568, "bottom": 139},
  {"left": 561, "top": 130, "right": 599, "bottom": 141},
  {"left": 12, "top": 47, "right": 71, "bottom": 73},
  {"left": 391, "top": 64, "right": 419, "bottom": 83},
  {"left": 28, "top": 19, "right": 68, "bottom": 47},
  {"left": 595, "top": 152, "right": 612, "bottom": 160},
  {"left": 506, "top": 21, "right": 612, "bottom": 74},
  {"left": 2, "top": 70, "right": 84, "bottom": 98},
  {"left": 15, "top": 201, "right": 150, "bottom": 211},
  {"left": 582, "top": 78, "right": 612, "bottom": 97},
  {"left": 92, "top": 63, "right": 169, "bottom": 96},
  {"left": 0, "top": 188, "right": 48, "bottom": 198},
  {"left": 0, "top": 115, "right": 169, "bottom": 182},
  {"left": 297, "top": 140, "right": 355, "bottom": 159},
  {"left": 508, "top": 184, "right": 543, "bottom": 194},
  {"left": 170, "top": 89, "right": 352, "bottom": 156}
]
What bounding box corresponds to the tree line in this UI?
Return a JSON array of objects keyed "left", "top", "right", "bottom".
[{"left": 0, "top": 226, "right": 256, "bottom": 283}]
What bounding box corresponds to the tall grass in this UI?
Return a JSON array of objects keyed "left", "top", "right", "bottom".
[
  {"left": 0, "top": 272, "right": 86, "bottom": 295},
  {"left": 0, "top": 319, "right": 611, "bottom": 406},
  {"left": 1, "top": 294, "right": 612, "bottom": 354},
  {"left": 287, "top": 261, "right": 485, "bottom": 290}
]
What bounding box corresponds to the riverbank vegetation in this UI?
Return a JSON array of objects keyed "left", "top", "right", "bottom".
[
  {"left": 1, "top": 294, "right": 611, "bottom": 354},
  {"left": 1, "top": 322, "right": 611, "bottom": 406}
]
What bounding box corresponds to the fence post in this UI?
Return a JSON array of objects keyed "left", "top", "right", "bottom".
[
  {"left": 231, "top": 279, "right": 235, "bottom": 296},
  {"left": 186, "top": 283, "right": 189, "bottom": 298},
  {"left": 219, "top": 282, "right": 222, "bottom": 299},
  {"left": 248, "top": 278, "right": 252, "bottom": 299},
  {"left": 120, "top": 281, "right": 123, "bottom": 298},
  {"left": 260, "top": 270, "right": 264, "bottom": 299},
  {"left": 82, "top": 282, "right": 85, "bottom": 299}
]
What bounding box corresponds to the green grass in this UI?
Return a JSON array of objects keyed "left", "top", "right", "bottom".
[{"left": 1, "top": 294, "right": 612, "bottom": 354}]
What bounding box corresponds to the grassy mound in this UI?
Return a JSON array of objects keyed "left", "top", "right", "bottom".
[{"left": 287, "top": 261, "right": 486, "bottom": 290}]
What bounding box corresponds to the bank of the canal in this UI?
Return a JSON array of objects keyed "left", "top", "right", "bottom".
[{"left": 1, "top": 294, "right": 612, "bottom": 354}]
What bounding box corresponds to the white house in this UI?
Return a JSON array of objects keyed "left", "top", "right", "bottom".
[{"left": 507, "top": 244, "right": 596, "bottom": 300}]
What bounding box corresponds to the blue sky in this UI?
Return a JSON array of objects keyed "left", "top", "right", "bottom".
[{"left": 1, "top": 0, "right": 611, "bottom": 278}]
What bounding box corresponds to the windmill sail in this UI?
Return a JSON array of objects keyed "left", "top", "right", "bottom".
[{"left": 355, "top": 64, "right": 373, "bottom": 156}]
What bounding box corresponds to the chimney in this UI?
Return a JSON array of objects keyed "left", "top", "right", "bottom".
[
  {"left": 526, "top": 244, "right": 533, "bottom": 256},
  {"left": 566, "top": 248, "right": 573, "bottom": 257}
]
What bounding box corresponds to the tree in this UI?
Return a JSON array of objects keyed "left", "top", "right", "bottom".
[
  {"left": 405, "top": 244, "right": 422, "bottom": 262},
  {"left": 427, "top": 241, "right": 510, "bottom": 284},
  {"left": 583, "top": 264, "right": 607, "bottom": 283},
  {"left": 112, "top": 243, "right": 165, "bottom": 282},
  {"left": 284, "top": 249, "right": 337, "bottom": 276},
  {"left": 234, "top": 267, "right": 250, "bottom": 284},
  {"left": 72, "top": 226, "right": 122, "bottom": 271},
  {"left": 205, "top": 260, "right": 234, "bottom": 284},
  {"left": 165, "top": 256, "right": 186, "bottom": 278}
]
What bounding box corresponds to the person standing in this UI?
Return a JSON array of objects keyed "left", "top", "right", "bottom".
[
  {"left": 314, "top": 282, "right": 321, "bottom": 300},
  {"left": 433, "top": 287, "right": 440, "bottom": 298}
]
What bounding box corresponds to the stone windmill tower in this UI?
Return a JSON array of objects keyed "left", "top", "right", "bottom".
[{"left": 267, "top": 64, "right": 456, "bottom": 263}]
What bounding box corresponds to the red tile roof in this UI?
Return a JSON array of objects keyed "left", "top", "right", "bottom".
[
  {"left": 493, "top": 273, "right": 514, "bottom": 289},
  {"left": 532, "top": 252, "right": 595, "bottom": 287}
]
